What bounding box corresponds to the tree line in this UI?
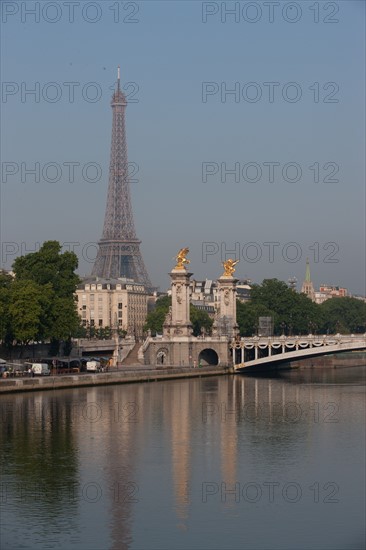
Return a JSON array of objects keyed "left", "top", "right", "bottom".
[
  {"left": 145, "top": 279, "right": 366, "bottom": 337},
  {"left": 0, "top": 241, "right": 80, "bottom": 355},
  {"left": 1, "top": 244, "right": 364, "bottom": 354},
  {"left": 238, "top": 279, "right": 366, "bottom": 336}
]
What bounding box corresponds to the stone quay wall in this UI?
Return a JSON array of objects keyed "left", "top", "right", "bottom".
[{"left": 0, "top": 366, "right": 232, "bottom": 394}]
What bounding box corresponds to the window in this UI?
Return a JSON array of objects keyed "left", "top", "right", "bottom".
[
  {"left": 118, "top": 302, "right": 123, "bottom": 309},
  {"left": 99, "top": 319, "right": 103, "bottom": 327}
]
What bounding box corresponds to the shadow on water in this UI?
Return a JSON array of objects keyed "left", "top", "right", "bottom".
[{"left": 238, "top": 359, "right": 366, "bottom": 385}]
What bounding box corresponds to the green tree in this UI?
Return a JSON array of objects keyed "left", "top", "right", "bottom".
[
  {"left": 144, "top": 295, "right": 213, "bottom": 336},
  {"left": 13, "top": 240, "right": 79, "bottom": 297},
  {"left": 236, "top": 300, "right": 275, "bottom": 336},
  {"left": 0, "top": 270, "right": 13, "bottom": 288},
  {"left": 9, "top": 280, "right": 44, "bottom": 345},
  {"left": 0, "top": 271, "right": 13, "bottom": 345},
  {"left": 152, "top": 295, "right": 171, "bottom": 310},
  {"left": 12, "top": 241, "right": 80, "bottom": 347},
  {"left": 104, "top": 326, "right": 112, "bottom": 339},
  {"left": 319, "top": 297, "right": 366, "bottom": 334},
  {"left": 190, "top": 305, "right": 213, "bottom": 337},
  {"left": 249, "top": 279, "right": 321, "bottom": 335},
  {"left": 144, "top": 296, "right": 171, "bottom": 335},
  {"left": 50, "top": 296, "right": 80, "bottom": 340}
]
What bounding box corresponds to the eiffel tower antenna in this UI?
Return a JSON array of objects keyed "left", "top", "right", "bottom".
[{"left": 92, "top": 67, "right": 152, "bottom": 288}]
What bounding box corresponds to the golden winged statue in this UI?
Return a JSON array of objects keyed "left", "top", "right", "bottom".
[
  {"left": 222, "top": 258, "right": 239, "bottom": 277},
  {"left": 175, "top": 247, "right": 190, "bottom": 269}
]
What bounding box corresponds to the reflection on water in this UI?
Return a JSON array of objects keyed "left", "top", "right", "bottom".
[{"left": 1, "top": 366, "right": 365, "bottom": 549}]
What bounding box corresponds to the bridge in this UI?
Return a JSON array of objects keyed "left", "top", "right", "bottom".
[{"left": 232, "top": 334, "right": 366, "bottom": 372}]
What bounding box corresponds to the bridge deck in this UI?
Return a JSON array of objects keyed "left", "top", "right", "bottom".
[{"left": 233, "top": 335, "right": 366, "bottom": 372}]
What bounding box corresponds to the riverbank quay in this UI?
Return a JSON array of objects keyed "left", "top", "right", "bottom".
[
  {"left": 289, "top": 351, "right": 366, "bottom": 369},
  {"left": 0, "top": 365, "right": 233, "bottom": 394}
]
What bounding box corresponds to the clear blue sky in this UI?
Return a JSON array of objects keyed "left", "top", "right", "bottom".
[{"left": 1, "top": 1, "right": 365, "bottom": 294}]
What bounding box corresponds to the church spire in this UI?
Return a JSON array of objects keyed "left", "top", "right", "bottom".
[
  {"left": 301, "top": 259, "right": 315, "bottom": 301},
  {"left": 305, "top": 258, "right": 311, "bottom": 283}
]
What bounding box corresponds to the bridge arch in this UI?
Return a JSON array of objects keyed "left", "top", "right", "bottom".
[
  {"left": 198, "top": 348, "right": 219, "bottom": 366},
  {"left": 156, "top": 348, "right": 169, "bottom": 365}
]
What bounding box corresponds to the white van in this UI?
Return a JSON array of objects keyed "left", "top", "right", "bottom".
[
  {"left": 86, "top": 360, "right": 101, "bottom": 373},
  {"left": 31, "top": 363, "right": 50, "bottom": 376}
]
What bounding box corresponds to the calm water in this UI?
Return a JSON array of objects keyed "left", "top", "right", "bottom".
[{"left": 1, "top": 366, "right": 365, "bottom": 550}]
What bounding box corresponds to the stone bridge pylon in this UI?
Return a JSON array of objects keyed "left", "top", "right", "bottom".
[
  {"left": 142, "top": 249, "right": 237, "bottom": 367},
  {"left": 141, "top": 248, "right": 366, "bottom": 369}
]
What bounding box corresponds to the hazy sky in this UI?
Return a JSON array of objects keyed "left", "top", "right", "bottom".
[{"left": 1, "top": 1, "right": 365, "bottom": 294}]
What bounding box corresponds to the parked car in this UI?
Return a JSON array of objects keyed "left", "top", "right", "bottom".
[
  {"left": 31, "top": 363, "right": 51, "bottom": 376},
  {"left": 86, "top": 360, "right": 101, "bottom": 373}
]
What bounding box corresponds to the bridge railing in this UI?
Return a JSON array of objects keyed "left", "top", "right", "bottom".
[
  {"left": 233, "top": 333, "right": 366, "bottom": 370},
  {"left": 231, "top": 334, "right": 366, "bottom": 348}
]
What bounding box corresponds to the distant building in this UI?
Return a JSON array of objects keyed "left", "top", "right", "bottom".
[
  {"left": 352, "top": 295, "right": 366, "bottom": 303},
  {"left": 300, "top": 260, "right": 350, "bottom": 304},
  {"left": 0, "top": 269, "right": 14, "bottom": 278},
  {"left": 76, "top": 277, "right": 149, "bottom": 338},
  {"left": 314, "top": 285, "right": 348, "bottom": 304},
  {"left": 319, "top": 285, "right": 347, "bottom": 297},
  {"left": 147, "top": 291, "right": 162, "bottom": 313},
  {"left": 288, "top": 277, "right": 298, "bottom": 291},
  {"left": 167, "top": 278, "right": 252, "bottom": 318},
  {"left": 186, "top": 279, "right": 218, "bottom": 318},
  {"left": 301, "top": 259, "right": 315, "bottom": 301},
  {"left": 313, "top": 291, "right": 327, "bottom": 305},
  {"left": 236, "top": 280, "right": 252, "bottom": 303},
  {"left": 191, "top": 279, "right": 218, "bottom": 304}
]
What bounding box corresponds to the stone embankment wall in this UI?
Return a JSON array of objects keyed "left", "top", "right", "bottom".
[
  {"left": 290, "top": 352, "right": 366, "bottom": 369},
  {"left": 0, "top": 366, "right": 231, "bottom": 394}
]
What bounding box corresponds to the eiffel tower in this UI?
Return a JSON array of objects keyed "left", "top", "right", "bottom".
[{"left": 92, "top": 67, "right": 152, "bottom": 288}]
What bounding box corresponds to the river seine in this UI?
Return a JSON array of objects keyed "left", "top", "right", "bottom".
[{"left": 1, "top": 365, "right": 365, "bottom": 550}]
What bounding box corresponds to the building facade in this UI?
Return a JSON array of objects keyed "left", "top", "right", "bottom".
[
  {"left": 314, "top": 285, "right": 348, "bottom": 304},
  {"left": 76, "top": 277, "right": 149, "bottom": 339},
  {"left": 168, "top": 278, "right": 251, "bottom": 318}
]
